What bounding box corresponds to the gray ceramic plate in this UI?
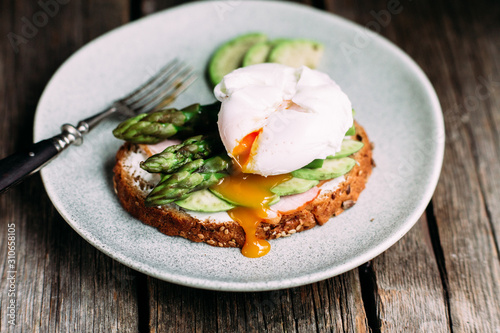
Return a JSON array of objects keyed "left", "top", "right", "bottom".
[{"left": 34, "top": 1, "right": 444, "bottom": 291}]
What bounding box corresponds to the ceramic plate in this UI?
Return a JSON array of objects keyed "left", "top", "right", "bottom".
[{"left": 34, "top": 1, "right": 444, "bottom": 291}]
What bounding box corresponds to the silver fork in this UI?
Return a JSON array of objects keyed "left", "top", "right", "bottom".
[{"left": 0, "top": 59, "right": 197, "bottom": 193}]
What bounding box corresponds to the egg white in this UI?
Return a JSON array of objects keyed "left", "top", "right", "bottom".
[{"left": 214, "top": 63, "right": 353, "bottom": 176}]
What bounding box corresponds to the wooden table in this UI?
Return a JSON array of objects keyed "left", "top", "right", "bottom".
[{"left": 1, "top": 0, "right": 499, "bottom": 332}]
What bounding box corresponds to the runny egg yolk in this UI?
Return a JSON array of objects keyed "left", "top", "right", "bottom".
[{"left": 211, "top": 130, "right": 291, "bottom": 258}]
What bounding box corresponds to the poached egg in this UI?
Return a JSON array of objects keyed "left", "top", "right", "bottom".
[
  {"left": 214, "top": 63, "right": 353, "bottom": 176},
  {"left": 211, "top": 63, "right": 353, "bottom": 258}
]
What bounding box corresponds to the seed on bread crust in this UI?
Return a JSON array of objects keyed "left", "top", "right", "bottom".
[
  {"left": 342, "top": 200, "right": 356, "bottom": 210},
  {"left": 112, "top": 122, "right": 373, "bottom": 248}
]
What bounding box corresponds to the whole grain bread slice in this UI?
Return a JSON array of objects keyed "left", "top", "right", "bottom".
[{"left": 113, "top": 122, "right": 373, "bottom": 248}]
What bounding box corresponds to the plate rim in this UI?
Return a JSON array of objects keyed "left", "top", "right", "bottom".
[{"left": 36, "top": 0, "right": 445, "bottom": 291}]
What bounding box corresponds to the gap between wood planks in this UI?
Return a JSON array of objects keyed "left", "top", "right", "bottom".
[
  {"left": 358, "top": 262, "right": 382, "bottom": 333},
  {"left": 130, "top": 0, "right": 142, "bottom": 21},
  {"left": 136, "top": 272, "right": 150, "bottom": 333},
  {"left": 426, "top": 203, "right": 454, "bottom": 333}
]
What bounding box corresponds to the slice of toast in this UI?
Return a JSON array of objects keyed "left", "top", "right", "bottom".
[{"left": 113, "top": 122, "right": 373, "bottom": 248}]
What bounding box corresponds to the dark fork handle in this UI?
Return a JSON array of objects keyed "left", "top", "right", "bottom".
[
  {"left": 0, "top": 124, "right": 84, "bottom": 194},
  {"left": 0, "top": 139, "right": 60, "bottom": 193}
]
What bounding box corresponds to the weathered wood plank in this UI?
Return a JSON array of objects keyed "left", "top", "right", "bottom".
[
  {"left": 323, "top": 1, "right": 452, "bottom": 331},
  {"left": 370, "top": 218, "right": 451, "bottom": 332},
  {"left": 335, "top": 1, "right": 453, "bottom": 331},
  {"left": 410, "top": 0, "right": 500, "bottom": 331},
  {"left": 458, "top": 0, "right": 500, "bottom": 263},
  {"left": 148, "top": 269, "right": 368, "bottom": 333},
  {"left": 332, "top": 0, "right": 500, "bottom": 331},
  {"left": 0, "top": 1, "right": 140, "bottom": 332}
]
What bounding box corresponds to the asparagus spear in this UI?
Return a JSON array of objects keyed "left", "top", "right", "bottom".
[
  {"left": 140, "top": 135, "right": 224, "bottom": 173},
  {"left": 145, "top": 155, "right": 230, "bottom": 206},
  {"left": 112, "top": 102, "right": 220, "bottom": 144}
]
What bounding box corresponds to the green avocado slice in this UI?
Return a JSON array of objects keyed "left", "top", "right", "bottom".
[
  {"left": 268, "top": 39, "right": 324, "bottom": 68},
  {"left": 303, "top": 159, "right": 324, "bottom": 169},
  {"left": 175, "top": 189, "right": 235, "bottom": 212},
  {"left": 242, "top": 39, "right": 289, "bottom": 67},
  {"left": 208, "top": 32, "right": 267, "bottom": 85},
  {"left": 242, "top": 41, "right": 273, "bottom": 67},
  {"left": 271, "top": 177, "right": 319, "bottom": 196},
  {"left": 327, "top": 139, "right": 364, "bottom": 159},
  {"left": 291, "top": 157, "right": 356, "bottom": 180},
  {"left": 209, "top": 187, "right": 280, "bottom": 206}
]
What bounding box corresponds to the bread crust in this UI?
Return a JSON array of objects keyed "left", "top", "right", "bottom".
[{"left": 113, "top": 122, "right": 373, "bottom": 248}]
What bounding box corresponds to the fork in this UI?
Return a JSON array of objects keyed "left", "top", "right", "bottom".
[{"left": 0, "top": 59, "right": 196, "bottom": 193}]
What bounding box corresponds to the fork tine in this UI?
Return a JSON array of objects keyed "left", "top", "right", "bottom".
[
  {"left": 149, "top": 74, "right": 198, "bottom": 111},
  {"left": 140, "top": 72, "right": 197, "bottom": 113},
  {"left": 129, "top": 66, "right": 196, "bottom": 112},
  {"left": 126, "top": 63, "right": 189, "bottom": 109},
  {"left": 121, "top": 58, "right": 180, "bottom": 104}
]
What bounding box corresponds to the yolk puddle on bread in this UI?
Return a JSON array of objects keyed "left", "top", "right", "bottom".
[{"left": 212, "top": 130, "right": 291, "bottom": 258}]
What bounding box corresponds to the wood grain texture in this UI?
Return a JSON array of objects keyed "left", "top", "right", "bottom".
[
  {"left": 413, "top": 1, "right": 500, "bottom": 331},
  {"left": 1, "top": 0, "right": 500, "bottom": 332},
  {"left": 148, "top": 270, "right": 368, "bottom": 333},
  {"left": 337, "top": 0, "right": 500, "bottom": 331},
  {"left": 140, "top": 0, "right": 193, "bottom": 16},
  {"left": 324, "top": 1, "right": 454, "bottom": 332},
  {"left": 370, "top": 218, "right": 451, "bottom": 332},
  {"left": 0, "top": 1, "right": 139, "bottom": 332}
]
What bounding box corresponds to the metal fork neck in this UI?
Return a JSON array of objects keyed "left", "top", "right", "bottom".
[
  {"left": 80, "top": 106, "right": 118, "bottom": 132},
  {"left": 52, "top": 106, "right": 118, "bottom": 151}
]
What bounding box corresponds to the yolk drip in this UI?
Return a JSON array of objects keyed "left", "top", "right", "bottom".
[
  {"left": 231, "top": 129, "right": 261, "bottom": 169},
  {"left": 211, "top": 130, "right": 291, "bottom": 258}
]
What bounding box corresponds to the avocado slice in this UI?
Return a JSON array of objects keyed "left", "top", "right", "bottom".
[
  {"left": 344, "top": 110, "right": 357, "bottom": 136},
  {"left": 303, "top": 158, "right": 324, "bottom": 169},
  {"left": 268, "top": 39, "right": 324, "bottom": 68},
  {"left": 345, "top": 124, "right": 356, "bottom": 136},
  {"left": 208, "top": 32, "right": 268, "bottom": 85},
  {"left": 209, "top": 187, "right": 280, "bottom": 206},
  {"left": 291, "top": 157, "right": 355, "bottom": 180},
  {"left": 242, "top": 39, "right": 289, "bottom": 67},
  {"left": 271, "top": 177, "right": 319, "bottom": 196},
  {"left": 327, "top": 139, "right": 364, "bottom": 159},
  {"left": 175, "top": 189, "right": 235, "bottom": 212},
  {"left": 242, "top": 41, "right": 272, "bottom": 67}
]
